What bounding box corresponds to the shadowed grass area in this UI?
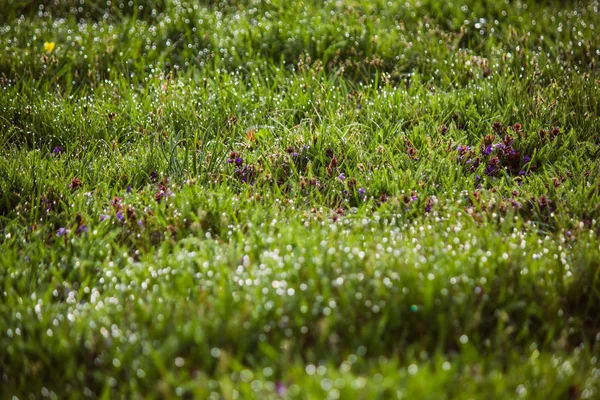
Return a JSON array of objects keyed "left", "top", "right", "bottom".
[{"left": 1, "top": 0, "right": 600, "bottom": 398}]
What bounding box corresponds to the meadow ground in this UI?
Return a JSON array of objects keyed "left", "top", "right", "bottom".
[{"left": 1, "top": 0, "right": 600, "bottom": 398}]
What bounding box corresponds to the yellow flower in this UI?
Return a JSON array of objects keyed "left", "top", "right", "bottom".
[{"left": 44, "top": 42, "right": 55, "bottom": 53}]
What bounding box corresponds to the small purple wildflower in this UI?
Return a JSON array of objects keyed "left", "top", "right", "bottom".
[
  {"left": 99, "top": 214, "right": 108, "bottom": 221},
  {"left": 76, "top": 224, "right": 88, "bottom": 234},
  {"left": 457, "top": 145, "right": 471, "bottom": 155},
  {"left": 137, "top": 219, "right": 143, "bottom": 227},
  {"left": 292, "top": 152, "right": 298, "bottom": 157},
  {"left": 337, "top": 173, "right": 346, "bottom": 181},
  {"left": 358, "top": 187, "right": 365, "bottom": 196},
  {"left": 226, "top": 158, "right": 234, "bottom": 164},
  {"left": 518, "top": 170, "right": 527, "bottom": 176},
  {"left": 483, "top": 145, "right": 493, "bottom": 156},
  {"left": 52, "top": 146, "right": 63, "bottom": 154},
  {"left": 235, "top": 157, "right": 243, "bottom": 165},
  {"left": 275, "top": 382, "right": 287, "bottom": 397},
  {"left": 56, "top": 227, "right": 68, "bottom": 237},
  {"left": 523, "top": 155, "right": 531, "bottom": 164},
  {"left": 116, "top": 211, "right": 124, "bottom": 221},
  {"left": 127, "top": 185, "right": 132, "bottom": 193},
  {"left": 233, "top": 164, "right": 256, "bottom": 185}
]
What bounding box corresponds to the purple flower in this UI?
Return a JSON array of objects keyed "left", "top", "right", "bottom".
[
  {"left": 233, "top": 163, "right": 256, "bottom": 185},
  {"left": 137, "top": 219, "right": 143, "bottom": 227},
  {"left": 337, "top": 173, "right": 346, "bottom": 181},
  {"left": 425, "top": 203, "right": 432, "bottom": 212},
  {"left": 485, "top": 166, "right": 495, "bottom": 176},
  {"left": 127, "top": 185, "right": 132, "bottom": 193},
  {"left": 226, "top": 158, "right": 234, "bottom": 163},
  {"left": 494, "top": 143, "right": 505, "bottom": 151},
  {"left": 76, "top": 224, "right": 88, "bottom": 234},
  {"left": 523, "top": 155, "right": 531, "bottom": 164},
  {"left": 52, "top": 146, "right": 63, "bottom": 154},
  {"left": 235, "top": 157, "right": 243, "bottom": 165},
  {"left": 99, "top": 214, "right": 108, "bottom": 221},
  {"left": 116, "top": 211, "right": 124, "bottom": 221},
  {"left": 457, "top": 145, "right": 471, "bottom": 155},
  {"left": 275, "top": 382, "right": 287, "bottom": 397},
  {"left": 56, "top": 227, "right": 68, "bottom": 237},
  {"left": 292, "top": 152, "right": 298, "bottom": 157},
  {"left": 483, "top": 145, "right": 493, "bottom": 156},
  {"left": 358, "top": 188, "right": 365, "bottom": 196},
  {"left": 518, "top": 170, "right": 527, "bottom": 176}
]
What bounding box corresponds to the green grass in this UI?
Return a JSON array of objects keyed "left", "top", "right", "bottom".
[{"left": 1, "top": 0, "right": 600, "bottom": 398}]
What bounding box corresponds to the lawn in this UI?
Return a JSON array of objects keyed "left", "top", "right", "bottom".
[{"left": 1, "top": 0, "right": 599, "bottom": 398}]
